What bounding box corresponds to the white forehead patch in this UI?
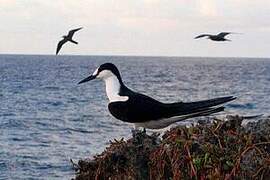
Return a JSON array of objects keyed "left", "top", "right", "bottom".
[{"left": 92, "top": 68, "right": 99, "bottom": 76}]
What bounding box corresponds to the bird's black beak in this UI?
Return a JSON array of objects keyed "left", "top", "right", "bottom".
[{"left": 78, "top": 75, "right": 96, "bottom": 84}]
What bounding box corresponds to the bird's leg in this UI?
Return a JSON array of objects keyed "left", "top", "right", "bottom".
[
  {"left": 143, "top": 127, "right": 146, "bottom": 133},
  {"left": 131, "top": 125, "right": 149, "bottom": 148},
  {"left": 131, "top": 125, "right": 140, "bottom": 136},
  {"left": 131, "top": 124, "right": 146, "bottom": 137}
]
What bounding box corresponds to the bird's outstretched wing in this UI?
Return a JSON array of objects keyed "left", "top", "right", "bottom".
[
  {"left": 56, "top": 39, "right": 67, "bottom": 55},
  {"left": 67, "top": 27, "right": 83, "bottom": 38},
  {"left": 194, "top": 34, "right": 211, "bottom": 39},
  {"left": 217, "top": 32, "right": 232, "bottom": 38}
]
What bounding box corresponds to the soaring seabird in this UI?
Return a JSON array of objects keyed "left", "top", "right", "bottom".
[
  {"left": 195, "top": 32, "right": 237, "bottom": 42},
  {"left": 56, "top": 27, "right": 83, "bottom": 55},
  {"left": 78, "top": 63, "right": 236, "bottom": 129}
]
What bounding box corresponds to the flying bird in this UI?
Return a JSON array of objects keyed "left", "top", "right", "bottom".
[
  {"left": 78, "top": 63, "right": 236, "bottom": 130},
  {"left": 195, "top": 32, "right": 238, "bottom": 42},
  {"left": 56, "top": 27, "right": 83, "bottom": 55}
]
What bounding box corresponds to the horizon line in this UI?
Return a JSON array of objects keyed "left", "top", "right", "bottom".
[{"left": 0, "top": 53, "right": 269, "bottom": 59}]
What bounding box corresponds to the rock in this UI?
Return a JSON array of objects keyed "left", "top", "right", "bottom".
[{"left": 73, "top": 116, "right": 270, "bottom": 180}]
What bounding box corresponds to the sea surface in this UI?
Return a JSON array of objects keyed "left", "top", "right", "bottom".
[{"left": 0, "top": 55, "right": 269, "bottom": 179}]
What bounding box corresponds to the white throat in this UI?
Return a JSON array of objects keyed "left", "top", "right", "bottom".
[{"left": 98, "top": 70, "right": 129, "bottom": 102}]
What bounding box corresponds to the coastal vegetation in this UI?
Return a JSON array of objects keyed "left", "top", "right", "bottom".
[{"left": 73, "top": 116, "right": 270, "bottom": 180}]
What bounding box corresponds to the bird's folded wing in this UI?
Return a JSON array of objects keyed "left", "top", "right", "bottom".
[
  {"left": 167, "top": 96, "right": 236, "bottom": 115},
  {"left": 108, "top": 94, "right": 167, "bottom": 123},
  {"left": 108, "top": 95, "right": 236, "bottom": 123}
]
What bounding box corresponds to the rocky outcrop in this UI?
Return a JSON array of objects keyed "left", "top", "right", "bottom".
[{"left": 73, "top": 116, "right": 270, "bottom": 180}]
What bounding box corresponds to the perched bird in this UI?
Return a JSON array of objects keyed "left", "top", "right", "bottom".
[
  {"left": 78, "top": 63, "right": 236, "bottom": 129},
  {"left": 195, "top": 32, "right": 237, "bottom": 42},
  {"left": 56, "top": 27, "right": 83, "bottom": 55}
]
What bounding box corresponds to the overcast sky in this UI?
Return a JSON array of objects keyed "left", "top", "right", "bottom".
[{"left": 1, "top": 0, "right": 270, "bottom": 57}]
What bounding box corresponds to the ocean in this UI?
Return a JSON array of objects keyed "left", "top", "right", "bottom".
[{"left": 0, "top": 55, "right": 269, "bottom": 179}]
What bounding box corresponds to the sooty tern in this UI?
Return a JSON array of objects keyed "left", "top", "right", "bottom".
[
  {"left": 56, "top": 27, "right": 83, "bottom": 55},
  {"left": 195, "top": 32, "right": 238, "bottom": 42},
  {"left": 78, "top": 63, "right": 236, "bottom": 129}
]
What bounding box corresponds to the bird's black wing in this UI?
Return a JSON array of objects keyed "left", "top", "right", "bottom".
[
  {"left": 167, "top": 96, "right": 236, "bottom": 116},
  {"left": 108, "top": 93, "right": 168, "bottom": 123},
  {"left": 67, "top": 27, "right": 83, "bottom": 38},
  {"left": 108, "top": 94, "right": 236, "bottom": 123},
  {"left": 194, "top": 34, "right": 211, "bottom": 39},
  {"left": 217, "top": 32, "right": 231, "bottom": 38},
  {"left": 56, "top": 39, "right": 67, "bottom": 55}
]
